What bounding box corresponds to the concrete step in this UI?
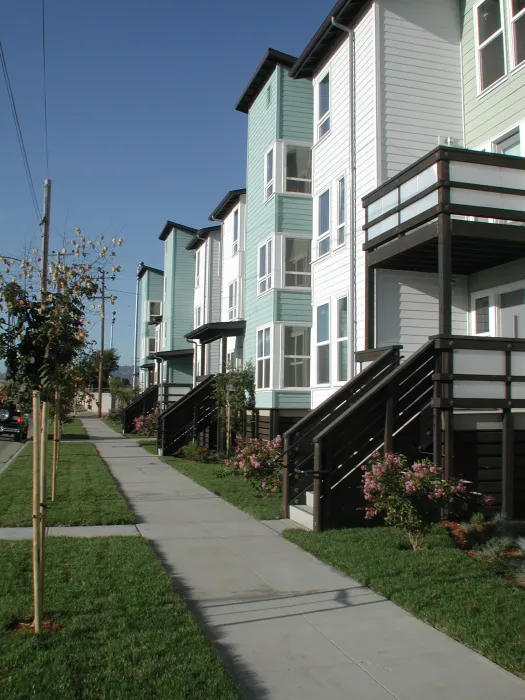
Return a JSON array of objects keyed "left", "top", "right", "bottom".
[
  {"left": 306, "top": 490, "right": 314, "bottom": 508},
  {"left": 289, "top": 503, "right": 314, "bottom": 530}
]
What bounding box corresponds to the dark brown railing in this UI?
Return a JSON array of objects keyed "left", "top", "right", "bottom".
[
  {"left": 282, "top": 346, "right": 402, "bottom": 518},
  {"left": 121, "top": 384, "right": 158, "bottom": 434},
  {"left": 157, "top": 375, "right": 216, "bottom": 456}
]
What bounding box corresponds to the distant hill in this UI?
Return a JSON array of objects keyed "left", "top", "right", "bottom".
[{"left": 111, "top": 365, "right": 132, "bottom": 383}]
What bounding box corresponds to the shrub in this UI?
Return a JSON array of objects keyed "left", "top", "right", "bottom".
[
  {"left": 361, "top": 452, "right": 494, "bottom": 551},
  {"left": 176, "top": 443, "right": 219, "bottom": 463},
  {"left": 222, "top": 435, "right": 283, "bottom": 495},
  {"left": 133, "top": 407, "right": 158, "bottom": 437}
]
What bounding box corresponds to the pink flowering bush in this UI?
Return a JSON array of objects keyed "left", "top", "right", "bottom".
[
  {"left": 222, "top": 435, "right": 284, "bottom": 495},
  {"left": 361, "top": 452, "right": 494, "bottom": 551},
  {"left": 133, "top": 407, "right": 159, "bottom": 437}
]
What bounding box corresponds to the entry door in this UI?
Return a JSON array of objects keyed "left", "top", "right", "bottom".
[{"left": 500, "top": 288, "right": 525, "bottom": 338}]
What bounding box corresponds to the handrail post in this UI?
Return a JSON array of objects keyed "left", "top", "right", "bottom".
[
  {"left": 502, "top": 348, "right": 514, "bottom": 519},
  {"left": 384, "top": 391, "right": 394, "bottom": 454},
  {"left": 282, "top": 435, "right": 290, "bottom": 519},
  {"left": 313, "top": 441, "right": 322, "bottom": 532}
]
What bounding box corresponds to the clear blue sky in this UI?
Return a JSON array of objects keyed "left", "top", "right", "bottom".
[{"left": 0, "top": 0, "right": 329, "bottom": 365}]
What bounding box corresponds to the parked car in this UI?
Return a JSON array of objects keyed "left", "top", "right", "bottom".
[{"left": 0, "top": 403, "right": 28, "bottom": 442}]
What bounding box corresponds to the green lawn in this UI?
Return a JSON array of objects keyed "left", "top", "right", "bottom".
[
  {"left": 284, "top": 525, "right": 525, "bottom": 678},
  {"left": 0, "top": 537, "right": 241, "bottom": 700},
  {"left": 141, "top": 442, "right": 282, "bottom": 520},
  {"left": 59, "top": 417, "right": 88, "bottom": 440},
  {"left": 103, "top": 416, "right": 122, "bottom": 434},
  {"left": 0, "top": 442, "right": 134, "bottom": 527}
]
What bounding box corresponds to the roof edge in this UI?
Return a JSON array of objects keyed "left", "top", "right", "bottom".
[
  {"left": 235, "top": 48, "right": 297, "bottom": 114},
  {"left": 138, "top": 264, "right": 164, "bottom": 280},
  {"left": 209, "top": 188, "right": 246, "bottom": 221},
  {"left": 159, "top": 220, "right": 198, "bottom": 241}
]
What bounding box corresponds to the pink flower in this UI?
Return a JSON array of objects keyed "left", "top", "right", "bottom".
[
  {"left": 261, "top": 481, "right": 267, "bottom": 489},
  {"left": 484, "top": 495, "right": 495, "bottom": 505}
]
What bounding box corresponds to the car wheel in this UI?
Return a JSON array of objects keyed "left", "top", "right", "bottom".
[{"left": 0, "top": 407, "right": 11, "bottom": 423}]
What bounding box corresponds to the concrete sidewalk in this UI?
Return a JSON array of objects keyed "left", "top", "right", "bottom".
[{"left": 82, "top": 416, "right": 525, "bottom": 700}]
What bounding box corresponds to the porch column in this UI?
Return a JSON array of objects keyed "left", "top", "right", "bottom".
[
  {"left": 437, "top": 158, "right": 452, "bottom": 336},
  {"left": 364, "top": 264, "right": 375, "bottom": 350},
  {"left": 221, "top": 335, "right": 228, "bottom": 374},
  {"left": 199, "top": 342, "right": 206, "bottom": 377}
]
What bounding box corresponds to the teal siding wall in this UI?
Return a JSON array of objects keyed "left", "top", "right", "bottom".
[
  {"left": 275, "top": 291, "right": 312, "bottom": 322},
  {"left": 148, "top": 271, "right": 163, "bottom": 301},
  {"left": 167, "top": 356, "right": 193, "bottom": 384},
  {"left": 469, "top": 259, "right": 525, "bottom": 294},
  {"left": 139, "top": 269, "right": 163, "bottom": 365},
  {"left": 277, "top": 196, "right": 312, "bottom": 233},
  {"left": 279, "top": 69, "right": 313, "bottom": 141},
  {"left": 163, "top": 228, "right": 195, "bottom": 352},
  {"left": 462, "top": 0, "right": 525, "bottom": 147},
  {"left": 256, "top": 391, "right": 311, "bottom": 409}
]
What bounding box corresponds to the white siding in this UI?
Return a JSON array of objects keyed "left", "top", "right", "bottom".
[
  {"left": 378, "top": 0, "right": 463, "bottom": 179},
  {"left": 376, "top": 270, "right": 468, "bottom": 356},
  {"left": 220, "top": 197, "right": 246, "bottom": 323}
]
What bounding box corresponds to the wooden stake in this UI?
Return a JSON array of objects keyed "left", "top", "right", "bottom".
[
  {"left": 39, "top": 402, "right": 49, "bottom": 617},
  {"left": 32, "top": 392, "right": 42, "bottom": 634},
  {"left": 51, "top": 394, "right": 60, "bottom": 501}
]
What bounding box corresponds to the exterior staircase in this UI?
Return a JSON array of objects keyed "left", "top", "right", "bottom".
[{"left": 121, "top": 384, "right": 158, "bottom": 434}]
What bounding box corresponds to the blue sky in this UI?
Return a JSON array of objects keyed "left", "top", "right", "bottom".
[{"left": 0, "top": 0, "right": 329, "bottom": 365}]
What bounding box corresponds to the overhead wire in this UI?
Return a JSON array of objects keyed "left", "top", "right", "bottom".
[{"left": 0, "top": 39, "right": 41, "bottom": 224}]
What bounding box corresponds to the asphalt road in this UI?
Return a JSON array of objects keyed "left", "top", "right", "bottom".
[{"left": 0, "top": 436, "right": 26, "bottom": 475}]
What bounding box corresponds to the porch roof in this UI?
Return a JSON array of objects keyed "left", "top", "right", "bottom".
[
  {"left": 153, "top": 349, "right": 193, "bottom": 359},
  {"left": 185, "top": 320, "right": 246, "bottom": 345}
]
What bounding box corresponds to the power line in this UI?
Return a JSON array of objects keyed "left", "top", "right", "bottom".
[
  {"left": 41, "top": 0, "right": 50, "bottom": 176},
  {"left": 0, "top": 39, "right": 41, "bottom": 223}
]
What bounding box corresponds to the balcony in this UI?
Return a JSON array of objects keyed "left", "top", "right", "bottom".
[{"left": 361, "top": 146, "right": 525, "bottom": 347}]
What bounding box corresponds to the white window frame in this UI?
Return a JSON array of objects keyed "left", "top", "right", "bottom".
[
  {"left": 315, "top": 302, "right": 330, "bottom": 386},
  {"left": 163, "top": 275, "right": 167, "bottom": 301},
  {"left": 317, "top": 72, "right": 331, "bottom": 140},
  {"left": 232, "top": 208, "right": 239, "bottom": 255},
  {"left": 265, "top": 146, "right": 274, "bottom": 200},
  {"left": 282, "top": 324, "right": 311, "bottom": 389},
  {"left": 336, "top": 176, "right": 346, "bottom": 247},
  {"left": 470, "top": 279, "right": 525, "bottom": 337},
  {"left": 336, "top": 296, "right": 349, "bottom": 384},
  {"left": 509, "top": 0, "right": 525, "bottom": 70},
  {"left": 317, "top": 189, "right": 330, "bottom": 258},
  {"left": 284, "top": 143, "right": 312, "bottom": 195},
  {"left": 256, "top": 325, "right": 272, "bottom": 390},
  {"left": 162, "top": 321, "right": 167, "bottom": 350},
  {"left": 474, "top": 0, "right": 507, "bottom": 94},
  {"left": 147, "top": 336, "right": 156, "bottom": 356},
  {"left": 283, "top": 236, "right": 312, "bottom": 289},
  {"left": 228, "top": 280, "right": 238, "bottom": 320},
  {"left": 147, "top": 300, "right": 162, "bottom": 321},
  {"left": 195, "top": 249, "right": 200, "bottom": 288},
  {"left": 195, "top": 305, "right": 202, "bottom": 329},
  {"left": 257, "top": 238, "right": 273, "bottom": 295}
]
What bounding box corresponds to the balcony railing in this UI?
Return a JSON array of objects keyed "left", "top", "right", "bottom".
[{"left": 362, "top": 146, "right": 525, "bottom": 251}]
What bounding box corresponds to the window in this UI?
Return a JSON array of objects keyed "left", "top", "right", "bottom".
[
  {"left": 228, "top": 280, "right": 238, "bottom": 320},
  {"left": 285, "top": 145, "right": 312, "bottom": 194},
  {"left": 145, "top": 336, "right": 156, "bottom": 356},
  {"left": 284, "top": 238, "right": 311, "bottom": 287},
  {"left": 283, "top": 326, "right": 311, "bottom": 388},
  {"left": 195, "top": 306, "right": 201, "bottom": 328},
  {"left": 258, "top": 239, "right": 273, "bottom": 294},
  {"left": 495, "top": 128, "right": 521, "bottom": 155},
  {"left": 316, "top": 303, "right": 330, "bottom": 384},
  {"left": 475, "top": 0, "right": 506, "bottom": 92},
  {"left": 318, "top": 73, "right": 330, "bottom": 138},
  {"left": 336, "top": 177, "right": 346, "bottom": 246},
  {"left": 318, "top": 190, "right": 330, "bottom": 256},
  {"left": 147, "top": 301, "right": 161, "bottom": 320},
  {"left": 233, "top": 209, "right": 239, "bottom": 255},
  {"left": 265, "top": 148, "right": 274, "bottom": 199},
  {"left": 510, "top": 0, "right": 525, "bottom": 67},
  {"left": 163, "top": 275, "right": 167, "bottom": 301},
  {"left": 257, "top": 327, "right": 271, "bottom": 389},
  {"left": 162, "top": 321, "right": 167, "bottom": 349},
  {"left": 475, "top": 296, "right": 490, "bottom": 334},
  {"left": 195, "top": 250, "right": 200, "bottom": 288},
  {"left": 336, "top": 297, "right": 348, "bottom": 382}
]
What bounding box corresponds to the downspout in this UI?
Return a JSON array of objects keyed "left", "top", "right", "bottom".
[{"left": 331, "top": 17, "right": 356, "bottom": 378}]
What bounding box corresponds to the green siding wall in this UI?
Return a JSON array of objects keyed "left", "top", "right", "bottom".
[
  {"left": 462, "top": 1, "right": 525, "bottom": 147},
  {"left": 256, "top": 391, "right": 311, "bottom": 410},
  {"left": 163, "top": 228, "right": 195, "bottom": 352},
  {"left": 167, "top": 356, "right": 193, "bottom": 384},
  {"left": 275, "top": 291, "right": 312, "bottom": 322},
  {"left": 277, "top": 195, "right": 313, "bottom": 233},
  {"left": 279, "top": 69, "right": 313, "bottom": 141},
  {"left": 469, "top": 259, "right": 525, "bottom": 294}
]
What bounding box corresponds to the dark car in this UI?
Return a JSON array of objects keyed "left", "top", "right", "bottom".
[{"left": 0, "top": 404, "right": 28, "bottom": 442}]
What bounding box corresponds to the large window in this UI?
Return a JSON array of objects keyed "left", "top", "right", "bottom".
[
  {"left": 316, "top": 303, "right": 330, "bottom": 384},
  {"left": 147, "top": 300, "right": 161, "bottom": 321},
  {"left": 258, "top": 239, "right": 273, "bottom": 294},
  {"left": 495, "top": 128, "right": 521, "bottom": 155},
  {"left": 144, "top": 336, "right": 156, "bottom": 357},
  {"left": 475, "top": 296, "right": 490, "bottom": 334},
  {"left": 475, "top": 0, "right": 506, "bottom": 92},
  {"left": 195, "top": 250, "right": 200, "bottom": 288},
  {"left": 233, "top": 209, "right": 239, "bottom": 255},
  {"left": 257, "top": 327, "right": 271, "bottom": 389},
  {"left": 336, "top": 297, "right": 348, "bottom": 382},
  {"left": 283, "top": 326, "right": 311, "bottom": 388},
  {"left": 318, "top": 73, "right": 330, "bottom": 138},
  {"left": 265, "top": 148, "right": 274, "bottom": 200},
  {"left": 228, "top": 280, "right": 238, "bottom": 320},
  {"left": 285, "top": 145, "right": 312, "bottom": 194},
  {"left": 284, "top": 238, "right": 311, "bottom": 288},
  {"left": 318, "top": 190, "right": 330, "bottom": 257},
  {"left": 510, "top": 0, "right": 525, "bottom": 67},
  {"left": 336, "top": 177, "right": 346, "bottom": 246}
]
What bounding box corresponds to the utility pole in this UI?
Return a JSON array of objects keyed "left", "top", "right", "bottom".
[
  {"left": 98, "top": 269, "right": 105, "bottom": 419},
  {"left": 40, "top": 179, "right": 52, "bottom": 295},
  {"left": 110, "top": 310, "right": 116, "bottom": 349},
  {"left": 132, "top": 262, "right": 143, "bottom": 388}
]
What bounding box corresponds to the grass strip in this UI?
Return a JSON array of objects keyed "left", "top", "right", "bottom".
[
  {"left": 141, "top": 442, "right": 281, "bottom": 520},
  {"left": 284, "top": 524, "right": 525, "bottom": 678},
  {"left": 0, "top": 537, "right": 241, "bottom": 699},
  {"left": 0, "top": 442, "right": 134, "bottom": 526}
]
